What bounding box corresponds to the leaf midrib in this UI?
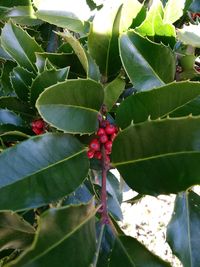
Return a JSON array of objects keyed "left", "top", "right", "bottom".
[
  {"left": 112, "top": 150, "right": 200, "bottom": 166},
  {"left": 1, "top": 148, "right": 86, "bottom": 189},
  {"left": 21, "top": 206, "right": 97, "bottom": 265},
  {"left": 37, "top": 103, "right": 99, "bottom": 113}
]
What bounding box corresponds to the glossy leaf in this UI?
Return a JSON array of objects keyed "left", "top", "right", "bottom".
[
  {"left": 0, "top": 110, "right": 23, "bottom": 126},
  {"left": 112, "top": 117, "right": 200, "bottom": 195},
  {"left": 35, "top": 52, "right": 85, "bottom": 77},
  {"left": 104, "top": 75, "right": 125, "bottom": 111},
  {"left": 57, "top": 30, "right": 100, "bottom": 81},
  {"left": 116, "top": 81, "right": 200, "bottom": 129},
  {"left": 119, "top": 0, "right": 143, "bottom": 32},
  {"left": 30, "top": 67, "right": 69, "bottom": 106},
  {"left": 109, "top": 235, "right": 171, "bottom": 267},
  {"left": 35, "top": 0, "right": 91, "bottom": 34},
  {"left": 94, "top": 223, "right": 115, "bottom": 267},
  {"left": 0, "top": 61, "right": 16, "bottom": 95},
  {"left": 88, "top": 1, "right": 122, "bottom": 78},
  {"left": 135, "top": 0, "right": 175, "bottom": 46},
  {"left": 0, "top": 212, "right": 35, "bottom": 251},
  {"left": 36, "top": 79, "right": 104, "bottom": 134},
  {"left": 1, "top": 21, "right": 43, "bottom": 72},
  {"left": 119, "top": 30, "right": 175, "bottom": 91},
  {"left": 0, "top": 97, "right": 34, "bottom": 121},
  {"left": 8, "top": 201, "right": 96, "bottom": 267},
  {"left": 0, "top": 0, "right": 31, "bottom": 7},
  {"left": 0, "top": 133, "right": 89, "bottom": 211},
  {"left": 163, "top": 0, "right": 187, "bottom": 24},
  {"left": 0, "top": 6, "right": 42, "bottom": 26},
  {"left": 10, "top": 67, "right": 35, "bottom": 101},
  {"left": 0, "top": 125, "right": 30, "bottom": 142},
  {"left": 167, "top": 191, "right": 200, "bottom": 267},
  {"left": 177, "top": 24, "right": 200, "bottom": 48}
]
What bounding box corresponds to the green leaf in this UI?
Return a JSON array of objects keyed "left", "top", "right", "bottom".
[
  {"left": 163, "top": 0, "right": 187, "bottom": 24},
  {"left": 112, "top": 117, "right": 200, "bottom": 195},
  {"left": 0, "top": 212, "right": 35, "bottom": 251},
  {"left": 93, "top": 223, "right": 115, "bottom": 267},
  {"left": 116, "top": 81, "right": 200, "bottom": 129},
  {"left": 177, "top": 24, "right": 200, "bottom": 48},
  {"left": 57, "top": 30, "right": 100, "bottom": 81},
  {"left": 0, "top": 61, "right": 16, "bottom": 95},
  {"left": 1, "top": 21, "right": 43, "bottom": 72},
  {"left": 36, "top": 79, "right": 104, "bottom": 134},
  {"left": 0, "top": 6, "right": 42, "bottom": 26},
  {"left": 104, "top": 75, "right": 125, "bottom": 111},
  {"left": 88, "top": 1, "right": 123, "bottom": 78},
  {"left": 8, "top": 201, "right": 96, "bottom": 267},
  {"left": 35, "top": 52, "right": 85, "bottom": 77},
  {"left": 135, "top": 0, "right": 175, "bottom": 46},
  {"left": 167, "top": 190, "right": 200, "bottom": 267},
  {"left": 0, "top": 133, "right": 89, "bottom": 211},
  {"left": 35, "top": 0, "right": 90, "bottom": 34},
  {"left": 0, "top": 110, "right": 23, "bottom": 126},
  {"left": 0, "top": 97, "right": 34, "bottom": 122},
  {"left": 109, "top": 235, "right": 171, "bottom": 267},
  {"left": 0, "top": 0, "right": 31, "bottom": 7},
  {"left": 119, "top": 0, "right": 143, "bottom": 32},
  {"left": 10, "top": 67, "right": 35, "bottom": 101},
  {"left": 119, "top": 30, "right": 175, "bottom": 91},
  {"left": 30, "top": 67, "right": 69, "bottom": 106},
  {"left": 0, "top": 125, "right": 30, "bottom": 142}
]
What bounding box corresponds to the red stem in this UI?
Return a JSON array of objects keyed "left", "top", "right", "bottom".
[{"left": 100, "top": 145, "right": 109, "bottom": 224}]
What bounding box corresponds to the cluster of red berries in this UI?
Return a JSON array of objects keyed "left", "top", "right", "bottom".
[
  {"left": 87, "top": 120, "right": 118, "bottom": 163},
  {"left": 31, "top": 119, "right": 46, "bottom": 135}
]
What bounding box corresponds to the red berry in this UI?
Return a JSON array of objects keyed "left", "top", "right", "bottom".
[
  {"left": 32, "top": 127, "right": 44, "bottom": 135},
  {"left": 89, "top": 139, "right": 100, "bottom": 151},
  {"left": 105, "top": 124, "right": 116, "bottom": 135},
  {"left": 32, "top": 119, "right": 44, "bottom": 129},
  {"left": 87, "top": 150, "right": 95, "bottom": 159},
  {"left": 94, "top": 151, "right": 102, "bottom": 160},
  {"left": 104, "top": 141, "right": 112, "bottom": 151},
  {"left": 99, "top": 134, "right": 108, "bottom": 143},
  {"left": 97, "top": 128, "right": 106, "bottom": 136}
]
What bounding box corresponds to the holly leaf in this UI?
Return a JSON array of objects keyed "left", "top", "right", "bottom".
[
  {"left": 8, "top": 201, "right": 97, "bottom": 267},
  {"left": 109, "top": 235, "right": 171, "bottom": 266},
  {"left": 88, "top": 1, "right": 123, "bottom": 78},
  {"left": 0, "top": 133, "right": 89, "bottom": 211},
  {"left": 0, "top": 212, "right": 35, "bottom": 251},
  {"left": 135, "top": 0, "right": 175, "bottom": 46},
  {"left": 112, "top": 117, "right": 200, "bottom": 195},
  {"left": 167, "top": 190, "right": 200, "bottom": 267},
  {"left": 36, "top": 79, "right": 104, "bottom": 134},
  {"left": 1, "top": 21, "right": 43, "bottom": 72},
  {"left": 119, "top": 30, "right": 175, "bottom": 91},
  {"left": 57, "top": 30, "right": 100, "bottom": 82},
  {"left": 116, "top": 81, "right": 200, "bottom": 129},
  {"left": 34, "top": 0, "right": 91, "bottom": 34},
  {"left": 10, "top": 67, "right": 35, "bottom": 101},
  {"left": 30, "top": 67, "right": 69, "bottom": 106},
  {"left": 177, "top": 24, "right": 200, "bottom": 48},
  {"left": 104, "top": 75, "right": 125, "bottom": 111}
]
